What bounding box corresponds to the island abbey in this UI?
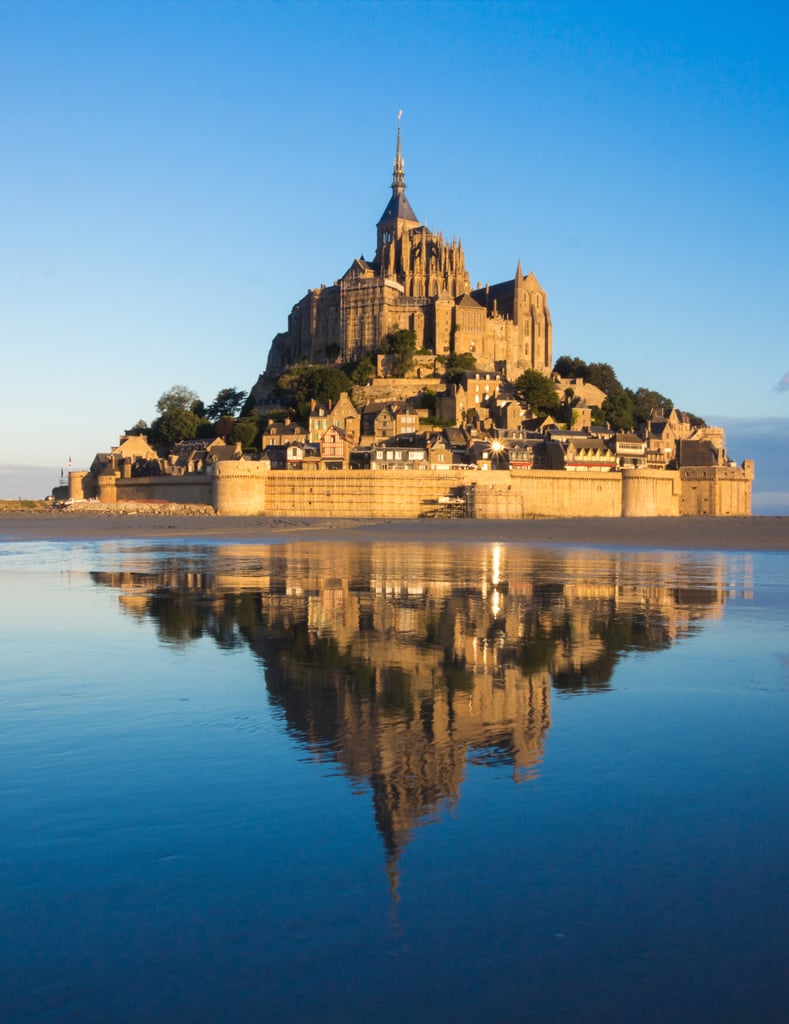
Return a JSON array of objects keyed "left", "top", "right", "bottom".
[
  {"left": 265, "top": 119, "right": 552, "bottom": 380},
  {"left": 69, "top": 120, "right": 754, "bottom": 518}
]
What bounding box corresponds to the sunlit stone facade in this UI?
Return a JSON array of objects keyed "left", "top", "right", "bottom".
[{"left": 265, "top": 120, "right": 552, "bottom": 381}]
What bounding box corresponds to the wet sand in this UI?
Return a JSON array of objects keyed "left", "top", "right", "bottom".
[{"left": 1, "top": 508, "right": 788, "bottom": 550}]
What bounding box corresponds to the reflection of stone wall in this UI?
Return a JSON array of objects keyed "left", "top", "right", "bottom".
[{"left": 92, "top": 540, "right": 738, "bottom": 887}]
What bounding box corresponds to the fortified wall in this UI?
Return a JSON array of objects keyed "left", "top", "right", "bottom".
[
  {"left": 679, "top": 462, "right": 754, "bottom": 516},
  {"left": 70, "top": 470, "right": 213, "bottom": 506},
  {"left": 69, "top": 461, "right": 752, "bottom": 518},
  {"left": 210, "top": 462, "right": 750, "bottom": 518}
]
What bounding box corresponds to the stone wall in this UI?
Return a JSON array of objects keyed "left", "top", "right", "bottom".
[
  {"left": 215, "top": 465, "right": 682, "bottom": 519},
  {"left": 352, "top": 377, "right": 442, "bottom": 408},
  {"left": 72, "top": 462, "right": 753, "bottom": 519},
  {"left": 679, "top": 462, "right": 753, "bottom": 516},
  {"left": 214, "top": 461, "right": 469, "bottom": 518},
  {"left": 116, "top": 476, "right": 213, "bottom": 505},
  {"left": 622, "top": 470, "right": 681, "bottom": 517},
  {"left": 470, "top": 470, "right": 624, "bottom": 518}
]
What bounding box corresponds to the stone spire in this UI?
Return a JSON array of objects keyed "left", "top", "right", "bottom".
[
  {"left": 377, "top": 112, "right": 419, "bottom": 231},
  {"left": 375, "top": 112, "right": 420, "bottom": 266},
  {"left": 392, "top": 110, "right": 405, "bottom": 194}
]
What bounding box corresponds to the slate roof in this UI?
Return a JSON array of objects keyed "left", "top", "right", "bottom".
[
  {"left": 676, "top": 440, "right": 719, "bottom": 467},
  {"left": 377, "top": 191, "right": 419, "bottom": 227}
]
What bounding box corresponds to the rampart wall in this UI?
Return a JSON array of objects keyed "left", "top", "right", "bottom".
[
  {"left": 213, "top": 465, "right": 686, "bottom": 518},
  {"left": 214, "top": 462, "right": 470, "bottom": 517},
  {"left": 116, "top": 476, "right": 213, "bottom": 505},
  {"left": 470, "top": 470, "right": 624, "bottom": 518},
  {"left": 69, "top": 462, "right": 753, "bottom": 518}
]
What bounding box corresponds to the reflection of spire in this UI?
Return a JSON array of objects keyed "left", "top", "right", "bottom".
[
  {"left": 386, "top": 855, "right": 401, "bottom": 905},
  {"left": 90, "top": 541, "right": 733, "bottom": 907}
]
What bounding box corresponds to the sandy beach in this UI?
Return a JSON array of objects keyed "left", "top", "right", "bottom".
[{"left": 1, "top": 504, "right": 788, "bottom": 550}]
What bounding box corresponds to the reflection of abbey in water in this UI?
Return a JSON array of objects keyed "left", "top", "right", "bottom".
[{"left": 92, "top": 544, "right": 735, "bottom": 889}]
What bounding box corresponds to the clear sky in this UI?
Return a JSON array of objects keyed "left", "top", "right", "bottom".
[{"left": 1, "top": 0, "right": 787, "bottom": 504}]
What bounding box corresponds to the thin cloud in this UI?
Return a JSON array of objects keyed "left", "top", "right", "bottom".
[{"left": 775, "top": 372, "right": 789, "bottom": 392}]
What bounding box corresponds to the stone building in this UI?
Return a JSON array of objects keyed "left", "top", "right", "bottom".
[{"left": 263, "top": 119, "right": 552, "bottom": 382}]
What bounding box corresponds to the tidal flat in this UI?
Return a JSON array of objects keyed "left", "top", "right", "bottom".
[
  {"left": 1, "top": 506, "right": 789, "bottom": 550},
  {"left": 1, "top": 527, "right": 788, "bottom": 1022}
]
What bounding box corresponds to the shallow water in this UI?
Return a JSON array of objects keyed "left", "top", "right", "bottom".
[{"left": 1, "top": 538, "right": 788, "bottom": 1022}]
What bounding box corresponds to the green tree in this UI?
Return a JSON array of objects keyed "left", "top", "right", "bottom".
[
  {"left": 213, "top": 415, "right": 237, "bottom": 439},
  {"left": 229, "top": 415, "right": 260, "bottom": 449},
  {"left": 515, "top": 369, "right": 560, "bottom": 417},
  {"left": 207, "top": 387, "right": 247, "bottom": 420},
  {"left": 441, "top": 351, "right": 477, "bottom": 385},
  {"left": 601, "top": 389, "right": 636, "bottom": 431},
  {"left": 553, "top": 355, "right": 589, "bottom": 380},
  {"left": 276, "top": 362, "right": 353, "bottom": 418},
  {"left": 381, "top": 328, "right": 417, "bottom": 377},
  {"left": 150, "top": 407, "right": 202, "bottom": 445},
  {"left": 149, "top": 385, "right": 204, "bottom": 445},
  {"left": 348, "top": 354, "right": 375, "bottom": 385},
  {"left": 156, "top": 385, "right": 201, "bottom": 416},
  {"left": 586, "top": 362, "right": 620, "bottom": 396},
  {"left": 631, "top": 387, "right": 672, "bottom": 427}
]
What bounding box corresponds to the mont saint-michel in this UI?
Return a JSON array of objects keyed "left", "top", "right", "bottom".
[{"left": 68, "top": 124, "right": 752, "bottom": 519}]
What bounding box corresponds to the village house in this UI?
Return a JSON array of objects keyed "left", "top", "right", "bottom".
[
  {"left": 436, "top": 371, "right": 502, "bottom": 427},
  {"left": 319, "top": 425, "right": 352, "bottom": 469},
  {"left": 612, "top": 432, "right": 647, "bottom": 469},
  {"left": 307, "top": 392, "right": 361, "bottom": 446},
  {"left": 260, "top": 419, "right": 307, "bottom": 446},
  {"left": 543, "top": 433, "right": 618, "bottom": 472}
]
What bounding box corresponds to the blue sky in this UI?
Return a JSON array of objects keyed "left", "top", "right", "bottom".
[{"left": 1, "top": 0, "right": 787, "bottom": 505}]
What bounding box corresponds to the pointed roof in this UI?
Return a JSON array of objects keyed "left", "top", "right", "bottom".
[{"left": 377, "top": 114, "right": 419, "bottom": 227}]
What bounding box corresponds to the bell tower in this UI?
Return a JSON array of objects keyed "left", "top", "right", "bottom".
[{"left": 375, "top": 112, "right": 420, "bottom": 268}]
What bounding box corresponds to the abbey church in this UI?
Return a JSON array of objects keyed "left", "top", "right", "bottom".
[{"left": 264, "top": 120, "right": 552, "bottom": 380}]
